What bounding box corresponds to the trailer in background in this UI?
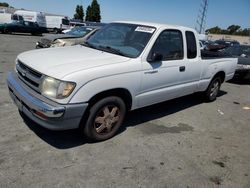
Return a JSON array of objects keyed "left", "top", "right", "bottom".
[
  {"left": 45, "top": 15, "right": 70, "bottom": 33},
  {"left": 14, "top": 10, "right": 46, "bottom": 28}
]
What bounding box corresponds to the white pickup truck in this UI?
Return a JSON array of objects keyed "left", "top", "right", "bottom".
[{"left": 7, "top": 21, "right": 237, "bottom": 141}]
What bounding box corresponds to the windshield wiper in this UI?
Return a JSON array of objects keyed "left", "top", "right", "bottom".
[
  {"left": 81, "top": 41, "right": 97, "bottom": 49},
  {"left": 98, "top": 45, "right": 131, "bottom": 57}
]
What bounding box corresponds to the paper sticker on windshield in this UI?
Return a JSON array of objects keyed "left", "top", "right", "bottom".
[{"left": 135, "top": 26, "right": 155, "bottom": 33}]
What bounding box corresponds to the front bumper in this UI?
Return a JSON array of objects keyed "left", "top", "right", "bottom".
[
  {"left": 36, "top": 41, "right": 50, "bottom": 49},
  {"left": 7, "top": 72, "right": 88, "bottom": 130}
]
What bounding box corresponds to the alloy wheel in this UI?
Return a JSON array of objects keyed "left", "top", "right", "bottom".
[{"left": 94, "top": 105, "right": 120, "bottom": 134}]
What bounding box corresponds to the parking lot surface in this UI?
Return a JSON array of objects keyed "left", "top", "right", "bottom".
[{"left": 0, "top": 34, "right": 250, "bottom": 188}]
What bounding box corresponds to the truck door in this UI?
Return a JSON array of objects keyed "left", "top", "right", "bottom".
[
  {"left": 139, "top": 29, "right": 185, "bottom": 107},
  {"left": 22, "top": 21, "right": 31, "bottom": 33},
  {"left": 177, "top": 31, "right": 202, "bottom": 96}
]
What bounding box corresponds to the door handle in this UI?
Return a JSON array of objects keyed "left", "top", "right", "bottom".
[
  {"left": 179, "top": 66, "right": 185, "bottom": 72},
  {"left": 144, "top": 70, "right": 158, "bottom": 74}
]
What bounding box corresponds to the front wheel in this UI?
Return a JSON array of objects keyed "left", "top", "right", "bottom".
[
  {"left": 3, "top": 28, "right": 11, "bottom": 34},
  {"left": 53, "top": 28, "right": 59, "bottom": 34},
  {"left": 81, "top": 96, "right": 126, "bottom": 141},
  {"left": 204, "top": 77, "right": 221, "bottom": 102}
]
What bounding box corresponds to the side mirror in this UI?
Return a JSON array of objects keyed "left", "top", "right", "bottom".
[{"left": 148, "top": 52, "right": 163, "bottom": 62}]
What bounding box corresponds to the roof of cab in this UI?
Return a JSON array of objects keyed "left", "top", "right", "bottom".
[{"left": 113, "top": 20, "right": 196, "bottom": 32}]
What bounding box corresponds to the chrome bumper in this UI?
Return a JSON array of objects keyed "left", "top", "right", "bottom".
[{"left": 7, "top": 72, "right": 88, "bottom": 130}]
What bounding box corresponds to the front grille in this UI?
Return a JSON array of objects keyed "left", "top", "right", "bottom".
[{"left": 16, "top": 60, "right": 43, "bottom": 93}]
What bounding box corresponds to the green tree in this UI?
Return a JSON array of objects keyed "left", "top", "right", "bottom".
[
  {"left": 239, "top": 28, "right": 250, "bottom": 36},
  {"left": 74, "top": 5, "right": 84, "bottom": 21},
  {"left": 85, "top": 5, "right": 92, "bottom": 21},
  {"left": 227, "top": 25, "right": 241, "bottom": 35},
  {"left": 91, "top": 0, "right": 101, "bottom": 22},
  {"left": 0, "top": 2, "right": 9, "bottom": 7},
  {"left": 206, "top": 26, "right": 221, "bottom": 34},
  {"left": 206, "top": 25, "right": 250, "bottom": 36},
  {"left": 86, "top": 0, "right": 101, "bottom": 22}
]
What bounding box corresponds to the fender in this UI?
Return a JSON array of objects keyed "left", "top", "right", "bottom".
[{"left": 68, "top": 71, "right": 141, "bottom": 110}]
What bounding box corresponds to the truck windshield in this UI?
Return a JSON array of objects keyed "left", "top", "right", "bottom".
[
  {"left": 62, "top": 18, "right": 69, "bottom": 25},
  {"left": 85, "top": 23, "right": 156, "bottom": 58}
]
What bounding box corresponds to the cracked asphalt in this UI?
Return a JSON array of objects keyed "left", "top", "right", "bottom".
[{"left": 0, "top": 34, "right": 250, "bottom": 188}]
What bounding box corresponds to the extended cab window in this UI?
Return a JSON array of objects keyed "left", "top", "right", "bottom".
[
  {"left": 151, "top": 30, "right": 184, "bottom": 61},
  {"left": 186, "top": 31, "right": 197, "bottom": 59}
]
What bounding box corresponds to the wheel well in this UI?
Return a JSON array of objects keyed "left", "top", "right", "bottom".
[
  {"left": 88, "top": 88, "right": 132, "bottom": 111},
  {"left": 213, "top": 71, "right": 225, "bottom": 83}
]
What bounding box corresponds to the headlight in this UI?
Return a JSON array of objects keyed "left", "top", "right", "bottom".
[
  {"left": 41, "top": 76, "right": 76, "bottom": 99},
  {"left": 51, "top": 39, "right": 66, "bottom": 47}
]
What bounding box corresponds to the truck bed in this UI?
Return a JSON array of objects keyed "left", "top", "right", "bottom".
[{"left": 201, "top": 50, "right": 232, "bottom": 59}]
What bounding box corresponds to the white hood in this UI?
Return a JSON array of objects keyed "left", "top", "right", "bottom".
[{"left": 17, "top": 45, "right": 130, "bottom": 79}]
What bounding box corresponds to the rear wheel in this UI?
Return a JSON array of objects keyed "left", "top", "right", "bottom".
[
  {"left": 204, "top": 77, "right": 221, "bottom": 102},
  {"left": 81, "top": 96, "right": 126, "bottom": 141}
]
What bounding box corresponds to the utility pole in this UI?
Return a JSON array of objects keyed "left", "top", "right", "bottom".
[{"left": 195, "top": 0, "right": 209, "bottom": 34}]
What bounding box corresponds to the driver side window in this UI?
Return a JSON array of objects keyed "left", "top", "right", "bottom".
[{"left": 151, "top": 29, "right": 184, "bottom": 61}]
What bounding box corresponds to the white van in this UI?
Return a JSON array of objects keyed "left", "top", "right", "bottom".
[
  {"left": 14, "top": 10, "right": 46, "bottom": 28},
  {"left": 45, "top": 15, "right": 70, "bottom": 33},
  {"left": 0, "top": 13, "right": 23, "bottom": 24}
]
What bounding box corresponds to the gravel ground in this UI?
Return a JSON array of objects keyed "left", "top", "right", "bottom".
[{"left": 0, "top": 33, "right": 250, "bottom": 188}]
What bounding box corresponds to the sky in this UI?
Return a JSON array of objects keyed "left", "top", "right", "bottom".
[{"left": 2, "top": 0, "right": 250, "bottom": 29}]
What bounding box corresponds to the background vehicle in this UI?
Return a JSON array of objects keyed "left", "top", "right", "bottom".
[
  {"left": 0, "top": 13, "right": 24, "bottom": 33},
  {"left": 223, "top": 45, "right": 250, "bottom": 79},
  {"left": 14, "top": 10, "right": 46, "bottom": 28},
  {"left": 2, "top": 20, "right": 44, "bottom": 35},
  {"left": 199, "top": 40, "right": 205, "bottom": 50},
  {"left": 45, "top": 15, "right": 70, "bottom": 33},
  {"left": 0, "top": 13, "right": 24, "bottom": 24},
  {"left": 36, "top": 26, "right": 99, "bottom": 48},
  {"left": 69, "top": 20, "right": 86, "bottom": 27},
  {"left": 62, "top": 21, "right": 106, "bottom": 33},
  {"left": 205, "top": 40, "right": 226, "bottom": 51},
  {"left": 51, "top": 27, "right": 100, "bottom": 47},
  {"left": 215, "top": 39, "right": 240, "bottom": 48},
  {"left": 7, "top": 21, "right": 237, "bottom": 142}
]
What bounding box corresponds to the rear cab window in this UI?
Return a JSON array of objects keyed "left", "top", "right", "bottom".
[
  {"left": 185, "top": 31, "right": 197, "bottom": 59},
  {"left": 62, "top": 18, "right": 70, "bottom": 25}
]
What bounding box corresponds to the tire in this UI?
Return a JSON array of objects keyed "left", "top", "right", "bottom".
[
  {"left": 81, "top": 96, "right": 126, "bottom": 141},
  {"left": 204, "top": 77, "right": 221, "bottom": 102},
  {"left": 3, "top": 28, "right": 10, "bottom": 34},
  {"left": 53, "top": 28, "right": 59, "bottom": 34}
]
